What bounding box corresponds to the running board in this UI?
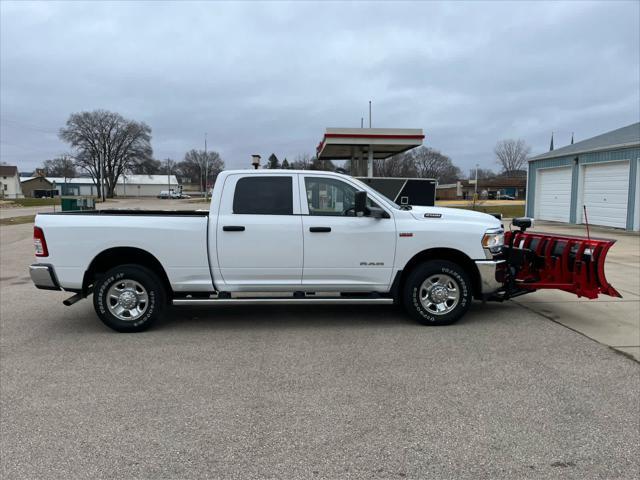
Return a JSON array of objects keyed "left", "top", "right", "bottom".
[{"left": 172, "top": 297, "right": 394, "bottom": 306}]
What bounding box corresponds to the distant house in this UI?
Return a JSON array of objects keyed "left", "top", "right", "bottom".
[
  {"left": 436, "top": 177, "right": 527, "bottom": 201},
  {"left": 0, "top": 165, "right": 24, "bottom": 199},
  {"left": 20, "top": 176, "right": 56, "bottom": 198}
]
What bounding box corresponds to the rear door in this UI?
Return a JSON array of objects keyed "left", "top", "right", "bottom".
[
  {"left": 299, "top": 174, "right": 396, "bottom": 289},
  {"left": 216, "top": 174, "right": 303, "bottom": 286}
]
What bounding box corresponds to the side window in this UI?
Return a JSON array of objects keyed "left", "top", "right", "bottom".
[
  {"left": 304, "top": 177, "right": 379, "bottom": 216},
  {"left": 233, "top": 176, "right": 293, "bottom": 215}
]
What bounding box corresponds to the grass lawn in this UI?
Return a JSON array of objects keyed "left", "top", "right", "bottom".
[
  {"left": 450, "top": 204, "right": 525, "bottom": 218},
  {"left": 0, "top": 215, "right": 35, "bottom": 226},
  {"left": 6, "top": 198, "right": 61, "bottom": 207}
]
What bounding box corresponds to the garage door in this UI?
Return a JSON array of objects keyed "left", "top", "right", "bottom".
[
  {"left": 535, "top": 167, "right": 572, "bottom": 222},
  {"left": 581, "top": 161, "right": 629, "bottom": 228}
]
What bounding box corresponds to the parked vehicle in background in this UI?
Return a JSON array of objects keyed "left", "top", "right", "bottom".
[
  {"left": 30, "top": 170, "right": 620, "bottom": 332},
  {"left": 497, "top": 194, "right": 516, "bottom": 200},
  {"left": 157, "top": 190, "right": 190, "bottom": 199}
]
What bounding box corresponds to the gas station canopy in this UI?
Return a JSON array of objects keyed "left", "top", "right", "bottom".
[{"left": 316, "top": 128, "right": 425, "bottom": 176}]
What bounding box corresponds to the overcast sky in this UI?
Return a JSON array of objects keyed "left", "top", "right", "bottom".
[{"left": 1, "top": 0, "right": 639, "bottom": 174}]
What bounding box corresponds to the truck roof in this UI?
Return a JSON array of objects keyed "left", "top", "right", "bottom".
[{"left": 222, "top": 169, "right": 347, "bottom": 176}]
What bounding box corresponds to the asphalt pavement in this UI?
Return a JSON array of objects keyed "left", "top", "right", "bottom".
[{"left": 1, "top": 219, "right": 639, "bottom": 479}]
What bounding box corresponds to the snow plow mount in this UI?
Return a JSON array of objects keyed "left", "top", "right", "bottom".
[{"left": 500, "top": 226, "right": 621, "bottom": 300}]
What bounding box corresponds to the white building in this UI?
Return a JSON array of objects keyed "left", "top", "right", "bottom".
[
  {"left": 0, "top": 166, "right": 24, "bottom": 199},
  {"left": 115, "top": 174, "right": 179, "bottom": 197},
  {"left": 19, "top": 174, "right": 180, "bottom": 198}
]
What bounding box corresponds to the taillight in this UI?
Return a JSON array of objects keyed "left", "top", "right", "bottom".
[{"left": 34, "top": 226, "right": 49, "bottom": 257}]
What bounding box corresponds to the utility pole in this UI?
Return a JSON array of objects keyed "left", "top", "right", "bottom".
[
  {"left": 100, "top": 150, "right": 106, "bottom": 202},
  {"left": 368, "top": 100, "right": 372, "bottom": 128},
  {"left": 474, "top": 163, "right": 479, "bottom": 206},
  {"left": 167, "top": 158, "right": 171, "bottom": 197},
  {"left": 204, "top": 133, "right": 208, "bottom": 200}
]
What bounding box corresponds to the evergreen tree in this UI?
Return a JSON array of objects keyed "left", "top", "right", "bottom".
[
  {"left": 281, "top": 158, "right": 290, "bottom": 169},
  {"left": 267, "top": 153, "right": 280, "bottom": 169}
]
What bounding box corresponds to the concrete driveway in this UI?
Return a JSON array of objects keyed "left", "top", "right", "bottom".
[
  {"left": 513, "top": 221, "right": 640, "bottom": 361},
  {"left": 1, "top": 219, "right": 638, "bottom": 479}
]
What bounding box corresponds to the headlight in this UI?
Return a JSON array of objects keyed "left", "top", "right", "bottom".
[{"left": 482, "top": 230, "right": 504, "bottom": 255}]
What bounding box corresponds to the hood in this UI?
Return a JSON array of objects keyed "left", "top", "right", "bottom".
[{"left": 409, "top": 206, "right": 502, "bottom": 228}]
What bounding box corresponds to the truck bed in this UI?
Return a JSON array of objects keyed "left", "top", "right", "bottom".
[
  {"left": 40, "top": 209, "right": 209, "bottom": 217},
  {"left": 35, "top": 210, "right": 213, "bottom": 292}
]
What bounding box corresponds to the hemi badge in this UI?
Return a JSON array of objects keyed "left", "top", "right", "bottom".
[
  {"left": 399, "top": 232, "right": 414, "bottom": 237},
  {"left": 424, "top": 213, "right": 442, "bottom": 218}
]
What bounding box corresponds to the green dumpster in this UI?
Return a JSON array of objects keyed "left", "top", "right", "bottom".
[{"left": 61, "top": 198, "right": 78, "bottom": 211}]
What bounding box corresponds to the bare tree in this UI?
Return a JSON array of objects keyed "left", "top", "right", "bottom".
[
  {"left": 468, "top": 167, "right": 495, "bottom": 180},
  {"left": 59, "top": 110, "right": 152, "bottom": 198},
  {"left": 178, "top": 149, "right": 224, "bottom": 191},
  {"left": 290, "top": 154, "right": 312, "bottom": 170},
  {"left": 373, "top": 152, "right": 417, "bottom": 177},
  {"left": 494, "top": 139, "right": 531, "bottom": 175},
  {"left": 411, "top": 147, "right": 461, "bottom": 183},
  {"left": 129, "top": 157, "right": 161, "bottom": 175},
  {"left": 158, "top": 158, "right": 178, "bottom": 175},
  {"left": 42, "top": 155, "right": 77, "bottom": 179}
]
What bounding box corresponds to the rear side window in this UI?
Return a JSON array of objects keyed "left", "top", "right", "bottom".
[{"left": 233, "top": 176, "right": 293, "bottom": 215}]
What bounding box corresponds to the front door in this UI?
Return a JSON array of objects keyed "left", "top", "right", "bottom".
[
  {"left": 216, "top": 174, "right": 303, "bottom": 287},
  {"left": 299, "top": 174, "right": 396, "bottom": 289}
]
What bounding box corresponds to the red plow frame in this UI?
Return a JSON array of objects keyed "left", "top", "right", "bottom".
[{"left": 503, "top": 230, "right": 621, "bottom": 299}]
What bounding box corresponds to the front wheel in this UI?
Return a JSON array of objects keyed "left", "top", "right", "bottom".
[
  {"left": 403, "top": 260, "right": 472, "bottom": 326},
  {"left": 93, "top": 264, "right": 165, "bottom": 332}
]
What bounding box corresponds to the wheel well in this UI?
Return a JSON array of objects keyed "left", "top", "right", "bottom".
[
  {"left": 394, "top": 248, "right": 482, "bottom": 302},
  {"left": 83, "top": 247, "right": 172, "bottom": 296}
]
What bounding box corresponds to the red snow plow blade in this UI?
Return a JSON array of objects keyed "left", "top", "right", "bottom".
[{"left": 504, "top": 230, "right": 621, "bottom": 299}]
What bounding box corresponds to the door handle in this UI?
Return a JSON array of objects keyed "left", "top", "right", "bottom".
[
  {"left": 223, "top": 226, "right": 245, "bottom": 232},
  {"left": 309, "top": 227, "right": 331, "bottom": 233}
]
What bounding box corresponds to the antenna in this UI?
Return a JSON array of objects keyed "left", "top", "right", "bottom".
[{"left": 583, "top": 205, "right": 591, "bottom": 242}]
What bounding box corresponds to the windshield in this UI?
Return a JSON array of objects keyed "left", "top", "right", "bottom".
[{"left": 348, "top": 176, "right": 402, "bottom": 209}]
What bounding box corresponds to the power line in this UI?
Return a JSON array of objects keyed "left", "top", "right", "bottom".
[{"left": 0, "top": 117, "right": 59, "bottom": 134}]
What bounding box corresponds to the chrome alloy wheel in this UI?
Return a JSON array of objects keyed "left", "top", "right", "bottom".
[
  {"left": 106, "top": 279, "right": 149, "bottom": 321},
  {"left": 418, "top": 273, "right": 460, "bottom": 315}
]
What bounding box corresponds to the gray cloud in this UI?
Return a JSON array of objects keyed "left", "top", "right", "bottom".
[{"left": 1, "top": 1, "right": 638, "bottom": 173}]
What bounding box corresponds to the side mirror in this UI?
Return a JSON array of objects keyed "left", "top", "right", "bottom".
[
  {"left": 354, "top": 190, "right": 367, "bottom": 216},
  {"left": 368, "top": 206, "right": 389, "bottom": 219}
]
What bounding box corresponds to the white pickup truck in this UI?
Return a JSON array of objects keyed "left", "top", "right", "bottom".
[{"left": 30, "top": 169, "right": 620, "bottom": 332}]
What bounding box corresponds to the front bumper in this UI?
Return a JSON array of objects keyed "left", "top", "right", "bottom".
[
  {"left": 29, "top": 264, "right": 61, "bottom": 291},
  {"left": 475, "top": 259, "right": 506, "bottom": 296}
]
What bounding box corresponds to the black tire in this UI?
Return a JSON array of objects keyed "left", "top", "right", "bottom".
[
  {"left": 93, "top": 264, "right": 165, "bottom": 332},
  {"left": 403, "top": 260, "right": 472, "bottom": 326}
]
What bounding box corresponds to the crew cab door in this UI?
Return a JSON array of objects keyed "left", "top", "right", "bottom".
[
  {"left": 216, "top": 174, "right": 303, "bottom": 286},
  {"left": 299, "top": 174, "right": 396, "bottom": 289}
]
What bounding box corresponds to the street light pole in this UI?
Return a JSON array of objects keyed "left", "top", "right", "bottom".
[
  {"left": 204, "top": 133, "right": 208, "bottom": 200},
  {"left": 474, "top": 163, "right": 479, "bottom": 197}
]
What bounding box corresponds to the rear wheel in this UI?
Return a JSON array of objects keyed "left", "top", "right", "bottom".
[
  {"left": 93, "top": 264, "right": 165, "bottom": 332},
  {"left": 403, "top": 260, "right": 472, "bottom": 325}
]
